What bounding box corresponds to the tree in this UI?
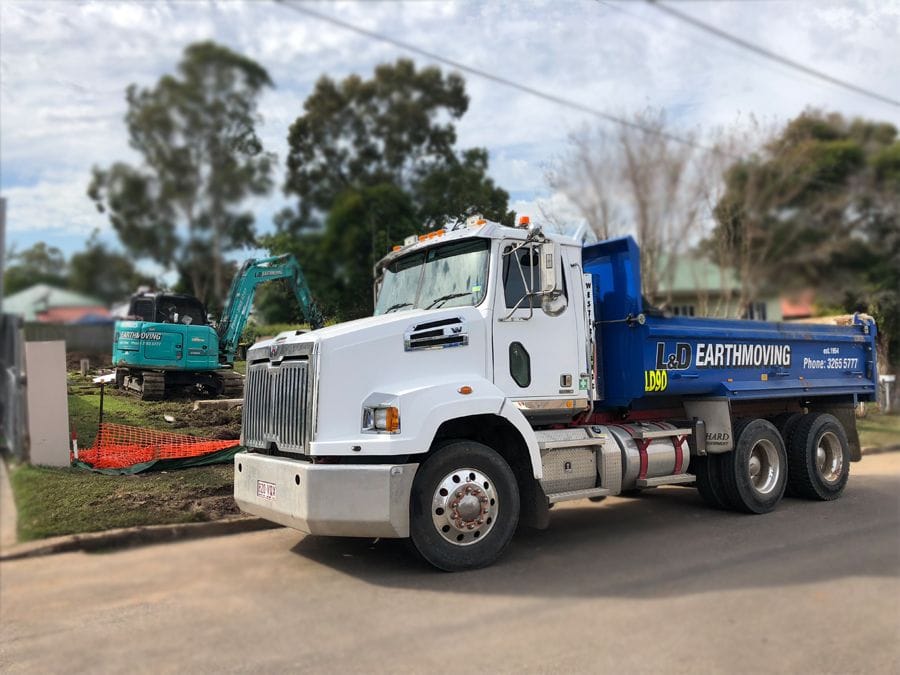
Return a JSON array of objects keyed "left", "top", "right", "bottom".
[
  {"left": 3, "top": 242, "right": 67, "bottom": 295},
  {"left": 68, "top": 231, "right": 155, "bottom": 305},
  {"left": 265, "top": 184, "right": 419, "bottom": 321},
  {"left": 711, "top": 110, "right": 900, "bottom": 365},
  {"left": 545, "top": 110, "right": 706, "bottom": 305},
  {"left": 281, "top": 59, "right": 512, "bottom": 231},
  {"left": 269, "top": 59, "right": 513, "bottom": 321},
  {"left": 88, "top": 41, "right": 275, "bottom": 310}
]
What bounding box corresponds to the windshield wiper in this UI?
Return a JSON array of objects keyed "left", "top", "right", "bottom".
[
  {"left": 425, "top": 292, "right": 471, "bottom": 309},
  {"left": 384, "top": 302, "right": 413, "bottom": 313}
]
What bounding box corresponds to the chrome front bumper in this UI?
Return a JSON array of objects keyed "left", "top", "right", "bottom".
[{"left": 234, "top": 453, "right": 418, "bottom": 538}]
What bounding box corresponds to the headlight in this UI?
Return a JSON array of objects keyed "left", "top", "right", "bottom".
[{"left": 363, "top": 405, "right": 400, "bottom": 433}]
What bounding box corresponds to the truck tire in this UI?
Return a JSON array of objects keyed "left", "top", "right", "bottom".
[
  {"left": 718, "top": 418, "right": 787, "bottom": 514},
  {"left": 771, "top": 413, "right": 803, "bottom": 497},
  {"left": 787, "top": 413, "right": 850, "bottom": 500},
  {"left": 409, "top": 440, "right": 519, "bottom": 572},
  {"left": 693, "top": 455, "right": 730, "bottom": 509}
]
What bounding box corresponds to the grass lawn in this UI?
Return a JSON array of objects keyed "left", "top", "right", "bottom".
[
  {"left": 857, "top": 411, "right": 900, "bottom": 449},
  {"left": 10, "top": 462, "right": 237, "bottom": 541}
]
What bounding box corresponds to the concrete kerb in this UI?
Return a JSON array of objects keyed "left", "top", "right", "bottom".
[
  {"left": 861, "top": 443, "right": 900, "bottom": 456},
  {"left": 0, "top": 453, "right": 18, "bottom": 550},
  {"left": 0, "top": 516, "right": 282, "bottom": 562}
]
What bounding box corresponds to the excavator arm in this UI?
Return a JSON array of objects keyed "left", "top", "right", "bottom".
[{"left": 216, "top": 254, "right": 323, "bottom": 364}]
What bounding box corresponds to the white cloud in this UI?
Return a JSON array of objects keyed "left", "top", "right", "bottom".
[
  {"left": 2, "top": 168, "right": 109, "bottom": 238},
  {"left": 1, "top": 0, "right": 898, "bottom": 264}
]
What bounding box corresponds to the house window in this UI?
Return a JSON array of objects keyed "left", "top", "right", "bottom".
[{"left": 744, "top": 302, "right": 768, "bottom": 321}]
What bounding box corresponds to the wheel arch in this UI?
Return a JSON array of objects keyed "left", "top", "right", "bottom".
[{"left": 429, "top": 413, "right": 549, "bottom": 530}]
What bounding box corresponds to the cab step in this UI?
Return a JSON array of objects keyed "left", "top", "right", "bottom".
[
  {"left": 547, "top": 486, "right": 612, "bottom": 504},
  {"left": 635, "top": 473, "right": 696, "bottom": 488}
]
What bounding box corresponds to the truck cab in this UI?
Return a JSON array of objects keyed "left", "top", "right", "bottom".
[{"left": 234, "top": 216, "right": 877, "bottom": 571}]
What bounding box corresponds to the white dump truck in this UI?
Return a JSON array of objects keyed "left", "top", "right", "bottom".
[{"left": 234, "top": 216, "right": 877, "bottom": 570}]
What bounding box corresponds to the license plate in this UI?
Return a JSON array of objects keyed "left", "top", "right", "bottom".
[{"left": 257, "top": 480, "right": 276, "bottom": 500}]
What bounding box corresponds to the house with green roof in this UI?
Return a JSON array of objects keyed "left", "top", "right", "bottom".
[
  {"left": 656, "top": 255, "right": 782, "bottom": 322},
  {"left": 3, "top": 284, "right": 110, "bottom": 323}
]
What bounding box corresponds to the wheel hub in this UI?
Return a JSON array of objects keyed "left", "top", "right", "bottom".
[
  {"left": 431, "top": 468, "right": 499, "bottom": 546},
  {"left": 748, "top": 439, "right": 780, "bottom": 495},
  {"left": 816, "top": 431, "right": 844, "bottom": 484}
]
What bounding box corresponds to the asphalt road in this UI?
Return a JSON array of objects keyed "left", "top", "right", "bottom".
[{"left": 2, "top": 453, "right": 898, "bottom": 674}]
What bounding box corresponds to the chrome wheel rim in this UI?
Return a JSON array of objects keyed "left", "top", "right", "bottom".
[
  {"left": 431, "top": 468, "right": 498, "bottom": 546},
  {"left": 748, "top": 439, "right": 780, "bottom": 495},
  {"left": 816, "top": 431, "right": 844, "bottom": 484}
]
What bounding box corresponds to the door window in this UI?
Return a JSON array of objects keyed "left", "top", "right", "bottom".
[{"left": 502, "top": 245, "right": 540, "bottom": 309}]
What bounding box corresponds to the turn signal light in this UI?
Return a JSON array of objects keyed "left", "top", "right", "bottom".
[
  {"left": 382, "top": 406, "right": 400, "bottom": 433},
  {"left": 458, "top": 386, "right": 473, "bottom": 395}
]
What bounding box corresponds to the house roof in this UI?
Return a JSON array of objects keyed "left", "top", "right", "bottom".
[
  {"left": 3, "top": 284, "right": 106, "bottom": 321},
  {"left": 657, "top": 254, "right": 742, "bottom": 294}
]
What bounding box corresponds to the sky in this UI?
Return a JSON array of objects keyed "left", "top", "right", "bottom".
[{"left": 1, "top": 0, "right": 899, "bottom": 280}]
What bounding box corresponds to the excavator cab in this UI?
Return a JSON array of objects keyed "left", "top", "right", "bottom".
[{"left": 128, "top": 293, "right": 208, "bottom": 326}]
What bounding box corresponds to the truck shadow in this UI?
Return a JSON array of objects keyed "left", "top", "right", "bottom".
[{"left": 288, "top": 475, "right": 900, "bottom": 599}]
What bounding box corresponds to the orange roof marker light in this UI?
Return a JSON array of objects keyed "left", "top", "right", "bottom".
[
  {"left": 465, "top": 214, "right": 486, "bottom": 228},
  {"left": 518, "top": 215, "right": 530, "bottom": 228},
  {"left": 392, "top": 245, "right": 402, "bottom": 252}
]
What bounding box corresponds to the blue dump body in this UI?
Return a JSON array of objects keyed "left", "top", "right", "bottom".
[{"left": 583, "top": 237, "right": 878, "bottom": 410}]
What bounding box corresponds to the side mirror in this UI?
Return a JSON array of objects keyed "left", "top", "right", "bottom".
[
  {"left": 539, "top": 242, "right": 566, "bottom": 317},
  {"left": 539, "top": 242, "right": 561, "bottom": 295}
]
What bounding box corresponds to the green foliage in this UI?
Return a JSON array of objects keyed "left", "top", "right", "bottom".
[
  {"left": 268, "top": 183, "right": 420, "bottom": 320},
  {"left": 3, "top": 242, "right": 67, "bottom": 295},
  {"left": 271, "top": 59, "right": 512, "bottom": 321},
  {"left": 68, "top": 230, "right": 155, "bottom": 304},
  {"left": 88, "top": 41, "right": 275, "bottom": 309},
  {"left": 712, "top": 110, "right": 900, "bottom": 364}
]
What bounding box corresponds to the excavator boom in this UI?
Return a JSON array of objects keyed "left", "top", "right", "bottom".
[{"left": 216, "top": 254, "right": 323, "bottom": 364}]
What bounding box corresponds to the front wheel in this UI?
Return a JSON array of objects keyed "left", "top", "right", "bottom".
[{"left": 409, "top": 440, "right": 519, "bottom": 572}]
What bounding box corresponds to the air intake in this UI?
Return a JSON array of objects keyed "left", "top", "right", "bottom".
[{"left": 404, "top": 317, "right": 469, "bottom": 352}]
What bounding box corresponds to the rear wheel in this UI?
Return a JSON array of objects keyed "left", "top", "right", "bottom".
[
  {"left": 787, "top": 413, "right": 850, "bottom": 500},
  {"left": 693, "top": 454, "right": 730, "bottom": 510},
  {"left": 718, "top": 418, "right": 787, "bottom": 514},
  {"left": 409, "top": 440, "right": 519, "bottom": 571},
  {"left": 771, "top": 413, "right": 803, "bottom": 496}
]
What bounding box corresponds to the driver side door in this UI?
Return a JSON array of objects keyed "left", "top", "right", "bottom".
[{"left": 491, "top": 240, "right": 585, "bottom": 404}]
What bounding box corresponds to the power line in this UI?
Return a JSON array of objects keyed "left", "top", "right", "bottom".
[
  {"left": 272, "top": 0, "right": 726, "bottom": 155},
  {"left": 271, "top": 0, "right": 873, "bottom": 195},
  {"left": 646, "top": 0, "right": 900, "bottom": 109}
]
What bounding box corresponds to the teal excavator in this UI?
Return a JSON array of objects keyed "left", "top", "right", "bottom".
[{"left": 112, "top": 255, "right": 322, "bottom": 400}]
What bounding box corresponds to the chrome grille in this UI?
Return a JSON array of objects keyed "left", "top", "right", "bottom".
[{"left": 242, "top": 359, "right": 311, "bottom": 454}]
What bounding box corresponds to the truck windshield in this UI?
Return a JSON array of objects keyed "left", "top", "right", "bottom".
[{"left": 375, "top": 238, "right": 490, "bottom": 315}]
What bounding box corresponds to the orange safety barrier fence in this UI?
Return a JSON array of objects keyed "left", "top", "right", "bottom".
[{"left": 77, "top": 422, "right": 240, "bottom": 470}]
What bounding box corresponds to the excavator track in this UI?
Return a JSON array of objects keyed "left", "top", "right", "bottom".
[
  {"left": 139, "top": 372, "right": 166, "bottom": 401},
  {"left": 215, "top": 370, "right": 245, "bottom": 398}
]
